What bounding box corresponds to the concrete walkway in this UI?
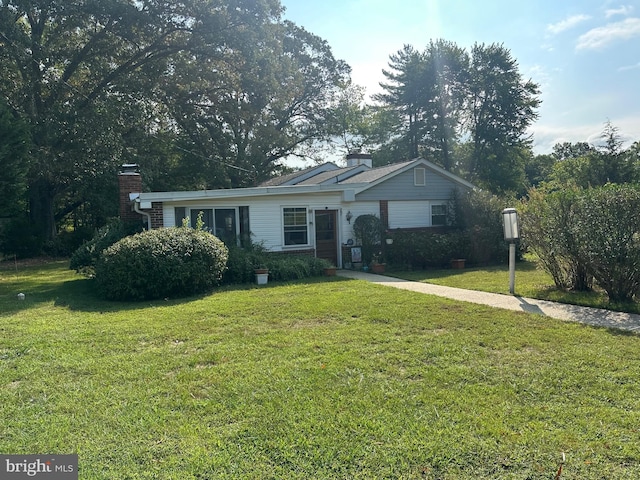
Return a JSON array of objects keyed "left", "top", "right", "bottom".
[{"left": 337, "top": 270, "right": 640, "bottom": 333}]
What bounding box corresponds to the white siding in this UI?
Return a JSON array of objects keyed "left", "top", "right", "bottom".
[
  {"left": 163, "top": 205, "right": 175, "bottom": 227},
  {"left": 388, "top": 201, "right": 430, "bottom": 228},
  {"left": 164, "top": 192, "right": 346, "bottom": 250},
  {"left": 342, "top": 202, "right": 379, "bottom": 243}
]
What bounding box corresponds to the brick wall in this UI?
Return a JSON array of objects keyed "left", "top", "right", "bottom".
[
  {"left": 274, "top": 248, "right": 315, "bottom": 257},
  {"left": 118, "top": 172, "right": 142, "bottom": 223},
  {"left": 149, "top": 202, "right": 164, "bottom": 229}
]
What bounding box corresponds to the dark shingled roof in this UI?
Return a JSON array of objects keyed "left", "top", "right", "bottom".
[
  {"left": 295, "top": 166, "right": 362, "bottom": 185},
  {"left": 258, "top": 165, "right": 320, "bottom": 187},
  {"left": 339, "top": 160, "right": 414, "bottom": 184}
]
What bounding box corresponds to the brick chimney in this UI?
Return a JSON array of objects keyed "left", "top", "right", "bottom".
[{"left": 118, "top": 164, "right": 142, "bottom": 223}]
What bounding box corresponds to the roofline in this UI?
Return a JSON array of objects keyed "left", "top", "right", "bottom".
[
  {"left": 355, "top": 157, "right": 476, "bottom": 192},
  {"left": 137, "top": 182, "right": 369, "bottom": 203}
]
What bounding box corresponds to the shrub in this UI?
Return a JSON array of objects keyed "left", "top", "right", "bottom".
[
  {"left": 522, "top": 184, "right": 640, "bottom": 302},
  {"left": 95, "top": 227, "right": 228, "bottom": 301},
  {"left": 70, "top": 218, "right": 142, "bottom": 275},
  {"left": 222, "top": 244, "right": 331, "bottom": 284},
  {"left": 520, "top": 188, "right": 592, "bottom": 291},
  {"left": 0, "top": 217, "right": 43, "bottom": 259},
  {"left": 570, "top": 185, "right": 640, "bottom": 302},
  {"left": 384, "top": 230, "right": 469, "bottom": 269},
  {"left": 353, "top": 214, "right": 382, "bottom": 264},
  {"left": 452, "top": 189, "right": 513, "bottom": 265}
]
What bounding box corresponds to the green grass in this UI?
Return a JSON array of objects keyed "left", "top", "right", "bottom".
[
  {"left": 1, "top": 260, "right": 640, "bottom": 478},
  {"left": 391, "top": 257, "right": 640, "bottom": 314}
]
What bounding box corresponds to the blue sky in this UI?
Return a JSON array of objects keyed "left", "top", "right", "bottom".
[{"left": 280, "top": 0, "right": 640, "bottom": 154}]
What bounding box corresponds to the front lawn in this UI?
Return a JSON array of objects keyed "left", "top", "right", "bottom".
[
  {"left": 392, "top": 258, "right": 640, "bottom": 314},
  {"left": 1, "top": 260, "right": 639, "bottom": 478}
]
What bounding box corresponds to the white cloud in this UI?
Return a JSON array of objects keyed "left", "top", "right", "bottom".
[
  {"left": 577, "top": 17, "right": 640, "bottom": 49},
  {"left": 547, "top": 14, "right": 591, "bottom": 35},
  {"left": 526, "top": 65, "right": 553, "bottom": 90},
  {"left": 618, "top": 62, "right": 640, "bottom": 71},
  {"left": 531, "top": 117, "right": 640, "bottom": 154},
  {"left": 606, "top": 5, "right": 634, "bottom": 18}
]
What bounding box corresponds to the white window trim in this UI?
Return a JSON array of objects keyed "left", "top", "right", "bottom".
[
  {"left": 430, "top": 203, "right": 448, "bottom": 226},
  {"left": 282, "top": 206, "right": 311, "bottom": 248},
  {"left": 414, "top": 167, "right": 426, "bottom": 186}
]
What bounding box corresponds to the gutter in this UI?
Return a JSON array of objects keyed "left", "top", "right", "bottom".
[{"left": 132, "top": 195, "right": 152, "bottom": 230}]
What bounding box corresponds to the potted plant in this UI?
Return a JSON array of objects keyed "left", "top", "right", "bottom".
[
  {"left": 254, "top": 265, "right": 269, "bottom": 285},
  {"left": 323, "top": 265, "right": 337, "bottom": 276},
  {"left": 370, "top": 251, "right": 386, "bottom": 274}
]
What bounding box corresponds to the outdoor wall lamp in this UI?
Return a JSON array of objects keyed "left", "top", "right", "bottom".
[
  {"left": 502, "top": 208, "right": 520, "bottom": 294},
  {"left": 346, "top": 211, "right": 353, "bottom": 224}
]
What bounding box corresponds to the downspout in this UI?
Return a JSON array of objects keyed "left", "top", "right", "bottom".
[{"left": 133, "top": 198, "right": 152, "bottom": 231}]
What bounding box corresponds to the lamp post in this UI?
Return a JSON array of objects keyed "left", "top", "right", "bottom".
[{"left": 502, "top": 208, "right": 520, "bottom": 295}]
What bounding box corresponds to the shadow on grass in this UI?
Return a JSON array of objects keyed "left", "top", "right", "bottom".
[{"left": 1, "top": 270, "right": 351, "bottom": 315}]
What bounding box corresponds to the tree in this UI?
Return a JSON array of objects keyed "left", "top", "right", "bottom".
[
  {"left": 0, "top": 99, "right": 29, "bottom": 218},
  {"left": 546, "top": 122, "right": 637, "bottom": 189},
  {"left": 159, "top": 20, "right": 349, "bottom": 187},
  {"left": 465, "top": 43, "right": 541, "bottom": 193},
  {"left": 1, "top": 0, "right": 216, "bottom": 239},
  {"left": 374, "top": 41, "right": 468, "bottom": 170},
  {"left": 418, "top": 40, "right": 468, "bottom": 171},
  {"left": 0, "top": 0, "right": 348, "bottom": 242},
  {"left": 375, "top": 44, "right": 426, "bottom": 160},
  {"left": 374, "top": 41, "right": 540, "bottom": 192},
  {"left": 525, "top": 153, "right": 556, "bottom": 188},
  {"left": 552, "top": 141, "right": 594, "bottom": 160}
]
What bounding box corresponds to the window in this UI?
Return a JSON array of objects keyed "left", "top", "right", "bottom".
[
  {"left": 190, "top": 209, "right": 214, "bottom": 231},
  {"left": 174, "top": 207, "right": 186, "bottom": 227},
  {"left": 414, "top": 167, "right": 426, "bottom": 186},
  {"left": 431, "top": 204, "right": 447, "bottom": 226},
  {"left": 283, "top": 207, "right": 308, "bottom": 245},
  {"left": 181, "top": 208, "right": 242, "bottom": 246}
]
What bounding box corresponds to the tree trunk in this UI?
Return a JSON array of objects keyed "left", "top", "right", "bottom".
[{"left": 29, "top": 179, "right": 57, "bottom": 241}]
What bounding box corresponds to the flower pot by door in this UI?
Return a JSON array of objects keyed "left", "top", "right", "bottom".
[
  {"left": 371, "top": 263, "right": 386, "bottom": 274},
  {"left": 323, "top": 267, "right": 337, "bottom": 276}
]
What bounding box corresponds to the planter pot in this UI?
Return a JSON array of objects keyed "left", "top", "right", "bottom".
[
  {"left": 450, "top": 259, "right": 466, "bottom": 269},
  {"left": 352, "top": 262, "right": 363, "bottom": 270},
  {"left": 254, "top": 269, "right": 269, "bottom": 285},
  {"left": 371, "top": 263, "right": 386, "bottom": 274},
  {"left": 323, "top": 267, "right": 337, "bottom": 276}
]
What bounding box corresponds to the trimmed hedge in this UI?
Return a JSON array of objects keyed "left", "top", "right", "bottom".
[
  {"left": 95, "top": 227, "right": 228, "bottom": 301},
  {"left": 222, "top": 245, "right": 331, "bottom": 284}
]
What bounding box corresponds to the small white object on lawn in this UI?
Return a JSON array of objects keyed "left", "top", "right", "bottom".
[{"left": 17, "top": 293, "right": 25, "bottom": 300}]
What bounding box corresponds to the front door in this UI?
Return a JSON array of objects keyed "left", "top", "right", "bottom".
[{"left": 314, "top": 210, "right": 338, "bottom": 266}]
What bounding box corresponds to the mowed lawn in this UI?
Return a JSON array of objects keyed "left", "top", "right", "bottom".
[{"left": 1, "top": 261, "right": 640, "bottom": 479}]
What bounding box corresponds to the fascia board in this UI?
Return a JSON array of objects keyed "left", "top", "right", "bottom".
[{"left": 138, "top": 183, "right": 370, "bottom": 203}]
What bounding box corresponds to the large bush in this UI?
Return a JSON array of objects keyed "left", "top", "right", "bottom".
[
  {"left": 453, "top": 189, "right": 514, "bottom": 265},
  {"left": 95, "top": 227, "right": 228, "bottom": 301},
  {"left": 70, "top": 218, "right": 141, "bottom": 274},
  {"left": 522, "top": 184, "right": 640, "bottom": 302},
  {"left": 520, "top": 188, "right": 592, "bottom": 291}
]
